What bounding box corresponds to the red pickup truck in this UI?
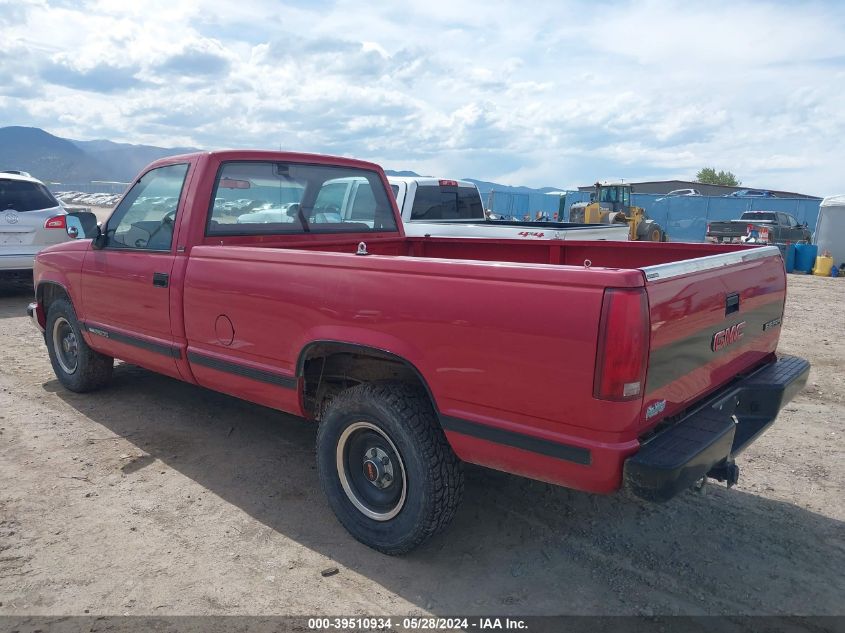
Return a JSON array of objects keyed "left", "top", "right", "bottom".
[{"left": 28, "top": 150, "right": 809, "bottom": 554}]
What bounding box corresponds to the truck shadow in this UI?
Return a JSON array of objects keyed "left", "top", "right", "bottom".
[
  {"left": 49, "top": 363, "right": 843, "bottom": 616},
  {"left": 0, "top": 279, "right": 34, "bottom": 318}
]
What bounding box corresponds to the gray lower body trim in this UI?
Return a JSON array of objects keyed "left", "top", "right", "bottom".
[
  {"left": 440, "top": 415, "right": 591, "bottom": 465},
  {"left": 80, "top": 322, "right": 181, "bottom": 358},
  {"left": 187, "top": 351, "right": 297, "bottom": 389}
]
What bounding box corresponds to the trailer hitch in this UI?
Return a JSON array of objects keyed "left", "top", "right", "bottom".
[{"left": 708, "top": 461, "right": 741, "bottom": 488}]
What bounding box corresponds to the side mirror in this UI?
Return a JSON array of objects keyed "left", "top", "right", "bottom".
[
  {"left": 65, "top": 215, "right": 83, "bottom": 239},
  {"left": 66, "top": 211, "right": 99, "bottom": 238}
]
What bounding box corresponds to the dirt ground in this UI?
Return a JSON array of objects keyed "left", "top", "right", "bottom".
[{"left": 0, "top": 273, "right": 842, "bottom": 617}]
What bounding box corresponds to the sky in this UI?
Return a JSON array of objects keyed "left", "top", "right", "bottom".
[{"left": 1, "top": 0, "right": 844, "bottom": 195}]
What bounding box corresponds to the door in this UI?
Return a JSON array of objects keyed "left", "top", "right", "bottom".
[
  {"left": 784, "top": 213, "right": 806, "bottom": 242},
  {"left": 80, "top": 163, "right": 190, "bottom": 378}
]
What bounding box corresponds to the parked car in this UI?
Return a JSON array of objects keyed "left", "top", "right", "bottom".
[
  {"left": 389, "top": 176, "right": 629, "bottom": 240},
  {"left": 28, "top": 150, "right": 809, "bottom": 554},
  {"left": 0, "top": 172, "right": 85, "bottom": 278},
  {"left": 724, "top": 189, "right": 777, "bottom": 198},
  {"left": 706, "top": 211, "right": 811, "bottom": 244},
  {"left": 655, "top": 188, "right": 702, "bottom": 202}
]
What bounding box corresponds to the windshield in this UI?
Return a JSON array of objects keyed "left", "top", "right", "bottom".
[
  {"left": 599, "top": 187, "right": 618, "bottom": 203},
  {"left": 410, "top": 185, "right": 484, "bottom": 220},
  {"left": 0, "top": 178, "right": 59, "bottom": 212}
]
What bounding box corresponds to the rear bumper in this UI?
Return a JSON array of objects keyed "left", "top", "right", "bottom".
[
  {"left": 624, "top": 355, "right": 810, "bottom": 502},
  {"left": 0, "top": 254, "right": 36, "bottom": 271}
]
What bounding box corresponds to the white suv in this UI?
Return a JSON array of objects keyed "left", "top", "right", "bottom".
[{"left": 0, "top": 172, "right": 73, "bottom": 277}]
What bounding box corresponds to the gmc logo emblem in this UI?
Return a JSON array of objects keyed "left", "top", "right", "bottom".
[{"left": 712, "top": 322, "right": 746, "bottom": 351}]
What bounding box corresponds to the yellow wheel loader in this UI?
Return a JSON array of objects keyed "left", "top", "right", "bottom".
[{"left": 568, "top": 182, "right": 667, "bottom": 241}]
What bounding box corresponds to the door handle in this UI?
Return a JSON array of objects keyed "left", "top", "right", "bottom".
[
  {"left": 152, "top": 272, "right": 169, "bottom": 288},
  {"left": 725, "top": 292, "right": 740, "bottom": 315}
]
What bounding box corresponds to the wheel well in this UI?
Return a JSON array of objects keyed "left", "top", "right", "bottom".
[
  {"left": 37, "top": 282, "right": 70, "bottom": 313},
  {"left": 298, "top": 343, "right": 436, "bottom": 421}
]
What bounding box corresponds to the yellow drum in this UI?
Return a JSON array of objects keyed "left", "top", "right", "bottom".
[{"left": 814, "top": 255, "right": 834, "bottom": 276}]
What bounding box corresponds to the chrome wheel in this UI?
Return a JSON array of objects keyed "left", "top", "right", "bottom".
[
  {"left": 336, "top": 421, "right": 407, "bottom": 521},
  {"left": 52, "top": 316, "right": 79, "bottom": 374}
]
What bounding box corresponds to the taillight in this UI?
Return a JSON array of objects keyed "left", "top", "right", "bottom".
[
  {"left": 593, "top": 288, "right": 649, "bottom": 401},
  {"left": 44, "top": 215, "right": 67, "bottom": 229},
  {"left": 439, "top": 179, "right": 458, "bottom": 187}
]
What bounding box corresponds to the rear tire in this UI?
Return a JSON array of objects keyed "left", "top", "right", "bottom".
[
  {"left": 45, "top": 298, "right": 113, "bottom": 393},
  {"left": 316, "top": 382, "right": 464, "bottom": 555}
]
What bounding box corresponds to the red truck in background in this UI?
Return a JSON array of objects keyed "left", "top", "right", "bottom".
[{"left": 27, "top": 150, "right": 809, "bottom": 554}]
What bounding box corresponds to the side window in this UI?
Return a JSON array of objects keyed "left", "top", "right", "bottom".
[
  {"left": 347, "top": 181, "right": 377, "bottom": 221},
  {"left": 106, "top": 164, "right": 189, "bottom": 250},
  {"left": 777, "top": 213, "right": 789, "bottom": 226},
  {"left": 787, "top": 214, "right": 798, "bottom": 227},
  {"left": 622, "top": 187, "right": 631, "bottom": 207}
]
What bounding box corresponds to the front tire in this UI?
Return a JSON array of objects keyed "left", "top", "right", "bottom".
[
  {"left": 638, "top": 219, "right": 664, "bottom": 242},
  {"left": 45, "top": 298, "right": 113, "bottom": 393},
  {"left": 316, "top": 382, "right": 464, "bottom": 555}
]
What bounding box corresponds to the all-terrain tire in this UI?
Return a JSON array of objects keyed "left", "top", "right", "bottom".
[
  {"left": 316, "top": 381, "right": 464, "bottom": 555},
  {"left": 45, "top": 298, "right": 113, "bottom": 393}
]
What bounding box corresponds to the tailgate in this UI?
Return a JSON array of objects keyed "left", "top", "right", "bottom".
[
  {"left": 639, "top": 246, "right": 785, "bottom": 428},
  {"left": 707, "top": 222, "right": 746, "bottom": 239}
]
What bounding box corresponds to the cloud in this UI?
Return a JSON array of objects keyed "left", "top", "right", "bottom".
[
  {"left": 155, "top": 43, "right": 231, "bottom": 77},
  {"left": 2, "top": 0, "right": 844, "bottom": 195},
  {"left": 41, "top": 59, "right": 146, "bottom": 93}
]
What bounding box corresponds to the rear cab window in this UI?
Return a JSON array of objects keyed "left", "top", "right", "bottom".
[
  {"left": 409, "top": 185, "right": 484, "bottom": 221},
  {"left": 206, "top": 162, "right": 398, "bottom": 236},
  {"left": 0, "top": 179, "right": 59, "bottom": 212},
  {"left": 742, "top": 212, "right": 776, "bottom": 223}
]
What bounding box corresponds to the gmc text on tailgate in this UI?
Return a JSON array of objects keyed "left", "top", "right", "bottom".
[{"left": 27, "top": 150, "right": 810, "bottom": 554}]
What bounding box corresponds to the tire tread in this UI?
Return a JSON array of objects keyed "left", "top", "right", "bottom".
[
  {"left": 317, "top": 381, "right": 463, "bottom": 554},
  {"left": 46, "top": 298, "right": 113, "bottom": 392}
]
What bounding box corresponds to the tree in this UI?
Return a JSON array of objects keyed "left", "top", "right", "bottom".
[{"left": 696, "top": 167, "right": 741, "bottom": 187}]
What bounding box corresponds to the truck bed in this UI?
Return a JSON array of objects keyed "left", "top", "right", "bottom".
[
  {"left": 214, "top": 231, "right": 758, "bottom": 268},
  {"left": 183, "top": 234, "right": 784, "bottom": 491}
]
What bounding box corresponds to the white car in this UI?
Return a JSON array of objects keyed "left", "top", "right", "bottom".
[
  {"left": 655, "top": 188, "right": 702, "bottom": 202},
  {"left": 0, "top": 172, "right": 82, "bottom": 277},
  {"left": 389, "top": 176, "right": 629, "bottom": 240}
]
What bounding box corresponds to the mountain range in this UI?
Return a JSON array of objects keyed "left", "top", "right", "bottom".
[{"left": 0, "top": 126, "right": 564, "bottom": 195}]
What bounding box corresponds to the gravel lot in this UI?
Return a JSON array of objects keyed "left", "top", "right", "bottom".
[{"left": 0, "top": 273, "right": 842, "bottom": 617}]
